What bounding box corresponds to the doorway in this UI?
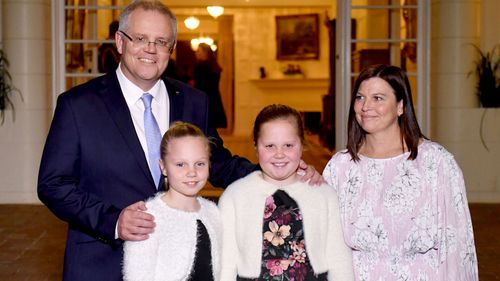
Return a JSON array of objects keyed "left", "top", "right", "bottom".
[{"left": 175, "top": 15, "right": 235, "bottom": 134}]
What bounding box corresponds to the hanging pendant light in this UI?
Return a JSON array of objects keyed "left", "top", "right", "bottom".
[
  {"left": 190, "top": 36, "right": 216, "bottom": 51},
  {"left": 206, "top": 6, "right": 224, "bottom": 18},
  {"left": 184, "top": 16, "right": 200, "bottom": 30}
]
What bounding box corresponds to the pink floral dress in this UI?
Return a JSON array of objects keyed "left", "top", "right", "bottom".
[
  {"left": 238, "top": 190, "right": 327, "bottom": 281},
  {"left": 322, "top": 140, "right": 478, "bottom": 281}
]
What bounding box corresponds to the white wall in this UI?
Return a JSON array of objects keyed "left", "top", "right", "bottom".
[
  {"left": 480, "top": 0, "right": 500, "bottom": 51},
  {"left": 174, "top": 5, "right": 333, "bottom": 135},
  {"left": 0, "top": 0, "right": 51, "bottom": 203},
  {"left": 434, "top": 108, "right": 500, "bottom": 202},
  {"left": 231, "top": 7, "right": 332, "bottom": 135},
  {"left": 431, "top": 0, "right": 500, "bottom": 202}
]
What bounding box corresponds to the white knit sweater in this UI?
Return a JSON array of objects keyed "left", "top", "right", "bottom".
[
  {"left": 218, "top": 171, "right": 354, "bottom": 281},
  {"left": 123, "top": 193, "right": 221, "bottom": 281}
]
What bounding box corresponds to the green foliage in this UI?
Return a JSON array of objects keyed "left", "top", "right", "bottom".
[
  {"left": 468, "top": 45, "right": 500, "bottom": 151},
  {"left": 470, "top": 44, "right": 500, "bottom": 107},
  {"left": 0, "top": 49, "right": 21, "bottom": 125}
]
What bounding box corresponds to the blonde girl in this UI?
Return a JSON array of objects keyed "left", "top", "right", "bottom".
[{"left": 123, "top": 122, "right": 221, "bottom": 281}]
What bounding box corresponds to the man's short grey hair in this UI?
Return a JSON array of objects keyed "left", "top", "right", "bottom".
[{"left": 119, "top": 0, "right": 177, "bottom": 40}]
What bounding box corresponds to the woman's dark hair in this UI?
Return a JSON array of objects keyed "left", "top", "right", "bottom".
[
  {"left": 347, "top": 64, "right": 426, "bottom": 161},
  {"left": 197, "top": 43, "right": 222, "bottom": 73},
  {"left": 160, "top": 121, "right": 211, "bottom": 159},
  {"left": 253, "top": 104, "right": 305, "bottom": 145}
]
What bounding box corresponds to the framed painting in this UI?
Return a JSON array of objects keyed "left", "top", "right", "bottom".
[{"left": 276, "top": 14, "right": 319, "bottom": 60}]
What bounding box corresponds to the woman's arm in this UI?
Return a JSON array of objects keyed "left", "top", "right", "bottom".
[{"left": 437, "top": 151, "right": 479, "bottom": 280}]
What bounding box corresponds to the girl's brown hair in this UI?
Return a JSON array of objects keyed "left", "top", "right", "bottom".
[{"left": 253, "top": 104, "right": 305, "bottom": 145}]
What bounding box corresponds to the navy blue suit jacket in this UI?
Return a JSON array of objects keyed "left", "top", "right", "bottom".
[{"left": 37, "top": 72, "right": 256, "bottom": 281}]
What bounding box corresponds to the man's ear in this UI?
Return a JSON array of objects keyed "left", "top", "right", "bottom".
[
  {"left": 169, "top": 41, "right": 177, "bottom": 55},
  {"left": 115, "top": 32, "right": 124, "bottom": 55}
]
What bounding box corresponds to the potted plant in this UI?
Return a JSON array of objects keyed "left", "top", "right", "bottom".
[
  {"left": 468, "top": 44, "right": 500, "bottom": 151},
  {"left": 0, "top": 49, "right": 21, "bottom": 124},
  {"left": 470, "top": 44, "right": 500, "bottom": 107}
]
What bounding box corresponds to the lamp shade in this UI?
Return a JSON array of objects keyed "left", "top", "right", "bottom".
[
  {"left": 184, "top": 16, "right": 200, "bottom": 30},
  {"left": 206, "top": 6, "right": 224, "bottom": 18}
]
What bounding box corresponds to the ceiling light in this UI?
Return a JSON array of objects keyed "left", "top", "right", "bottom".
[
  {"left": 184, "top": 16, "right": 200, "bottom": 30},
  {"left": 191, "top": 36, "right": 216, "bottom": 51},
  {"left": 207, "top": 6, "right": 224, "bottom": 18}
]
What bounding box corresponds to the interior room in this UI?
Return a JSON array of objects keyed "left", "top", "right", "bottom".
[{"left": 0, "top": 0, "right": 499, "bottom": 279}]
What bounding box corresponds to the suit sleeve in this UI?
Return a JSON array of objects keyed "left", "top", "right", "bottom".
[
  {"left": 37, "top": 94, "right": 121, "bottom": 242},
  {"left": 180, "top": 82, "right": 257, "bottom": 188},
  {"left": 167, "top": 78, "right": 257, "bottom": 188},
  {"left": 207, "top": 124, "right": 258, "bottom": 188}
]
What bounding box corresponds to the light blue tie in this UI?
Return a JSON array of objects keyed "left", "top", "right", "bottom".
[{"left": 141, "top": 93, "right": 162, "bottom": 188}]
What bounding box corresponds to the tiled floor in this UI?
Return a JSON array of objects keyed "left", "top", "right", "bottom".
[
  {"left": 469, "top": 204, "right": 500, "bottom": 280},
  {"left": 1, "top": 204, "right": 498, "bottom": 280},
  {"left": 0, "top": 205, "right": 66, "bottom": 281},
  {"left": 1, "top": 134, "right": 498, "bottom": 280}
]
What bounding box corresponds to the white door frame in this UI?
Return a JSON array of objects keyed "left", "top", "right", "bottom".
[{"left": 335, "top": 0, "right": 430, "bottom": 150}]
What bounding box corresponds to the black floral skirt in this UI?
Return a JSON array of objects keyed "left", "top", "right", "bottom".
[{"left": 237, "top": 190, "right": 328, "bottom": 281}]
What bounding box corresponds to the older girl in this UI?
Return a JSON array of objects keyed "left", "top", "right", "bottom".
[{"left": 219, "top": 104, "right": 353, "bottom": 281}]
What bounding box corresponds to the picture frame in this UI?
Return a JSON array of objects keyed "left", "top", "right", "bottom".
[{"left": 275, "top": 14, "right": 319, "bottom": 60}]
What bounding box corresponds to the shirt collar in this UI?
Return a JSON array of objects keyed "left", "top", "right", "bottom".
[{"left": 116, "top": 64, "right": 163, "bottom": 105}]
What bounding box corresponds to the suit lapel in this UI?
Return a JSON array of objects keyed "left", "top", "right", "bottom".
[
  {"left": 98, "top": 73, "right": 156, "bottom": 189},
  {"left": 163, "top": 77, "right": 184, "bottom": 123}
]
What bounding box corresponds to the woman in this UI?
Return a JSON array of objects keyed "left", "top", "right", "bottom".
[
  {"left": 323, "top": 64, "right": 478, "bottom": 280},
  {"left": 193, "top": 43, "right": 227, "bottom": 128}
]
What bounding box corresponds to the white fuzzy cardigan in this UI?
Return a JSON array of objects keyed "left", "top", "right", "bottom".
[
  {"left": 122, "top": 193, "right": 221, "bottom": 281},
  {"left": 218, "top": 171, "right": 354, "bottom": 281}
]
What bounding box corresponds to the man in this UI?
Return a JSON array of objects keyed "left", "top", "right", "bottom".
[{"left": 38, "top": 1, "right": 321, "bottom": 281}]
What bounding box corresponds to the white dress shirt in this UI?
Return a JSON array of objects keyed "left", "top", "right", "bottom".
[
  {"left": 114, "top": 65, "right": 170, "bottom": 239},
  {"left": 116, "top": 65, "right": 170, "bottom": 168}
]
